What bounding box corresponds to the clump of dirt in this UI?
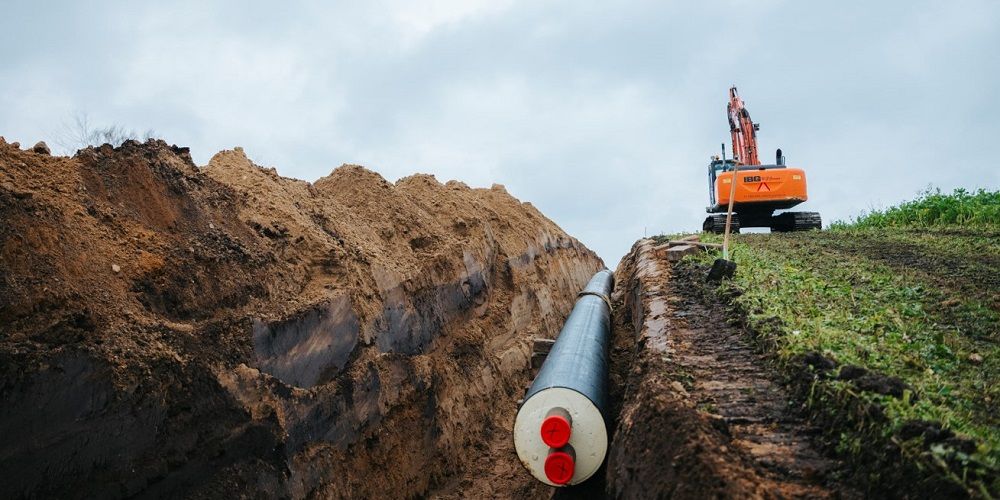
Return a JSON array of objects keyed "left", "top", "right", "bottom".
[
  {"left": 0, "top": 138, "right": 602, "bottom": 498},
  {"left": 836, "top": 365, "right": 912, "bottom": 399},
  {"left": 606, "top": 239, "right": 855, "bottom": 498},
  {"left": 795, "top": 356, "right": 915, "bottom": 401}
]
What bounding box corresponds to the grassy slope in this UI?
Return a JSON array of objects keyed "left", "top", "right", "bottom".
[{"left": 684, "top": 189, "right": 999, "bottom": 496}]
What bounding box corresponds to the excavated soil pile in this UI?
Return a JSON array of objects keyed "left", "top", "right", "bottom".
[{"left": 0, "top": 138, "right": 603, "bottom": 498}]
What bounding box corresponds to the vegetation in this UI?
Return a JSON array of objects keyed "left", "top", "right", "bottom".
[
  {"left": 835, "top": 188, "right": 1000, "bottom": 229},
  {"left": 688, "top": 191, "right": 999, "bottom": 496},
  {"left": 54, "top": 113, "right": 156, "bottom": 153}
]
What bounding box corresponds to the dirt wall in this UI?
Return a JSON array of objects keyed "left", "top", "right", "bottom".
[
  {"left": 0, "top": 138, "right": 603, "bottom": 498},
  {"left": 606, "top": 240, "right": 769, "bottom": 498}
]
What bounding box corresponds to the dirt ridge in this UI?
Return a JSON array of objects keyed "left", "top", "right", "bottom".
[
  {"left": 0, "top": 138, "right": 603, "bottom": 498},
  {"left": 606, "top": 239, "right": 854, "bottom": 498}
]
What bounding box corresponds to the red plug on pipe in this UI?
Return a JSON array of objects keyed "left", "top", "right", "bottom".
[
  {"left": 544, "top": 444, "right": 576, "bottom": 485},
  {"left": 540, "top": 407, "right": 572, "bottom": 448}
]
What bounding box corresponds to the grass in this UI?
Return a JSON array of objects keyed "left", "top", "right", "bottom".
[
  {"left": 683, "top": 189, "right": 999, "bottom": 496},
  {"left": 834, "top": 188, "right": 1000, "bottom": 229}
]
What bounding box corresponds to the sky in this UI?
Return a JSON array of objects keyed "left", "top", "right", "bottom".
[{"left": 2, "top": 1, "right": 998, "bottom": 265}]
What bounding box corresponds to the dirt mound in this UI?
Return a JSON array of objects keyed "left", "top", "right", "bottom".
[{"left": 0, "top": 138, "right": 602, "bottom": 498}]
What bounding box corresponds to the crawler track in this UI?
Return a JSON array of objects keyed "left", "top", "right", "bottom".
[{"left": 771, "top": 211, "right": 822, "bottom": 232}]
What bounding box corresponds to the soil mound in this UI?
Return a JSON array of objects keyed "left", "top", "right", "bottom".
[{"left": 0, "top": 138, "right": 602, "bottom": 498}]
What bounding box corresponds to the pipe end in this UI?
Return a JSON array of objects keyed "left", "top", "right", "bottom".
[
  {"left": 544, "top": 450, "right": 575, "bottom": 485},
  {"left": 540, "top": 413, "right": 572, "bottom": 448}
]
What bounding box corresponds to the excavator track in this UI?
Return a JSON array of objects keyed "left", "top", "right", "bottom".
[
  {"left": 703, "top": 214, "right": 740, "bottom": 234},
  {"left": 770, "top": 211, "right": 821, "bottom": 232}
]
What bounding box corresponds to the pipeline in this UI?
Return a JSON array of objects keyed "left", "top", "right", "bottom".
[{"left": 513, "top": 269, "right": 614, "bottom": 486}]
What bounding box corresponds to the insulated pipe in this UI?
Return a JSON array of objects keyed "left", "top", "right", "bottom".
[{"left": 513, "top": 270, "right": 614, "bottom": 486}]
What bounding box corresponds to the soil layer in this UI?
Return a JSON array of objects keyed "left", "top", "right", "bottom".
[{"left": 0, "top": 139, "right": 603, "bottom": 498}]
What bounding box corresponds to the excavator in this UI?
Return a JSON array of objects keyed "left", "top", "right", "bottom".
[{"left": 703, "top": 87, "right": 821, "bottom": 233}]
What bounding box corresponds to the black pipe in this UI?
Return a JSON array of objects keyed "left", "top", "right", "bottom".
[{"left": 524, "top": 269, "right": 614, "bottom": 416}]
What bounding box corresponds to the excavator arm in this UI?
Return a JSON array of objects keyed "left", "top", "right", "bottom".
[{"left": 728, "top": 86, "right": 760, "bottom": 166}]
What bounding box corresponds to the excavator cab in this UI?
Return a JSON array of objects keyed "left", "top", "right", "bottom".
[{"left": 706, "top": 157, "right": 738, "bottom": 208}]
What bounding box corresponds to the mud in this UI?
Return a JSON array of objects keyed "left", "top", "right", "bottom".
[
  {"left": 688, "top": 258, "right": 990, "bottom": 498},
  {"left": 836, "top": 365, "right": 911, "bottom": 399},
  {"left": 606, "top": 239, "right": 855, "bottom": 499},
  {"left": 0, "top": 138, "right": 603, "bottom": 498}
]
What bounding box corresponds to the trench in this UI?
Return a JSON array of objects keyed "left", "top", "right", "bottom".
[
  {"left": 1, "top": 140, "right": 615, "bottom": 499},
  {"left": 0, "top": 233, "right": 859, "bottom": 499},
  {"left": 1, "top": 140, "right": 866, "bottom": 498},
  {"left": 447, "top": 238, "right": 861, "bottom": 498}
]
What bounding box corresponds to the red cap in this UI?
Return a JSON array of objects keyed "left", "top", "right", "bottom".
[
  {"left": 540, "top": 414, "right": 572, "bottom": 448},
  {"left": 544, "top": 450, "right": 575, "bottom": 485}
]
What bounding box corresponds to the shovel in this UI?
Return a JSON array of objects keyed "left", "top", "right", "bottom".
[{"left": 708, "top": 143, "right": 738, "bottom": 282}]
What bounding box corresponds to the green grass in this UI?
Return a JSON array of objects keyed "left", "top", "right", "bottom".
[
  {"left": 686, "top": 191, "right": 999, "bottom": 496},
  {"left": 834, "top": 188, "right": 1000, "bottom": 229}
]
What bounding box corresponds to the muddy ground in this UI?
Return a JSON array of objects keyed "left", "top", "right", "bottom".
[
  {"left": 605, "top": 240, "right": 856, "bottom": 499},
  {"left": 717, "top": 229, "right": 998, "bottom": 498},
  {"left": 743, "top": 228, "right": 1000, "bottom": 313}
]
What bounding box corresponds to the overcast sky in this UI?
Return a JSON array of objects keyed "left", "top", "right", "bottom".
[{"left": 2, "top": 1, "right": 998, "bottom": 264}]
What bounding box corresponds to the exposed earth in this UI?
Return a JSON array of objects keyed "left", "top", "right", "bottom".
[
  {"left": 1, "top": 138, "right": 987, "bottom": 498},
  {"left": 0, "top": 139, "right": 602, "bottom": 498},
  {"left": 606, "top": 240, "right": 856, "bottom": 498}
]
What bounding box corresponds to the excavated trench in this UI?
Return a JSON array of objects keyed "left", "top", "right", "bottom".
[
  {"left": 430, "top": 239, "right": 859, "bottom": 498},
  {"left": 0, "top": 138, "right": 857, "bottom": 498},
  {"left": 0, "top": 139, "right": 602, "bottom": 498}
]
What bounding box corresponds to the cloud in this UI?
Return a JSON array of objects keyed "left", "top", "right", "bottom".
[
  {"left": 388, "top": 0, "right": 516, "bottom": 47},
  {"left": 1, "top": 0, "right": 997, "bottom": 263}
]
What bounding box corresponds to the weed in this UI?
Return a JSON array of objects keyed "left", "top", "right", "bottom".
[{"left": 833, "top": 188, "right": 1000, "bottom": 229}]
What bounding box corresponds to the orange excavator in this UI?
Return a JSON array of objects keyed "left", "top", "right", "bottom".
[{"left": 703, "top": 87, "right": 821, "bottom": 233}]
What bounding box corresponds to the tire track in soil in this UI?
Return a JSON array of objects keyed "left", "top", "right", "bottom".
[
  {"left": 670, "top": 263, "right": 849, "bottom": 496},
  {"left": 608, "top": 240, "right": 857, "bottom": 498}
]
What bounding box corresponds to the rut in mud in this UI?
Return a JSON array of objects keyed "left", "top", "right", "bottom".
[
  {"left": 666, "top": 262, "right": 852, "bottom": 493},
  {"left": 607, "top": 239, "right": 855, "bottom": 498}
]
